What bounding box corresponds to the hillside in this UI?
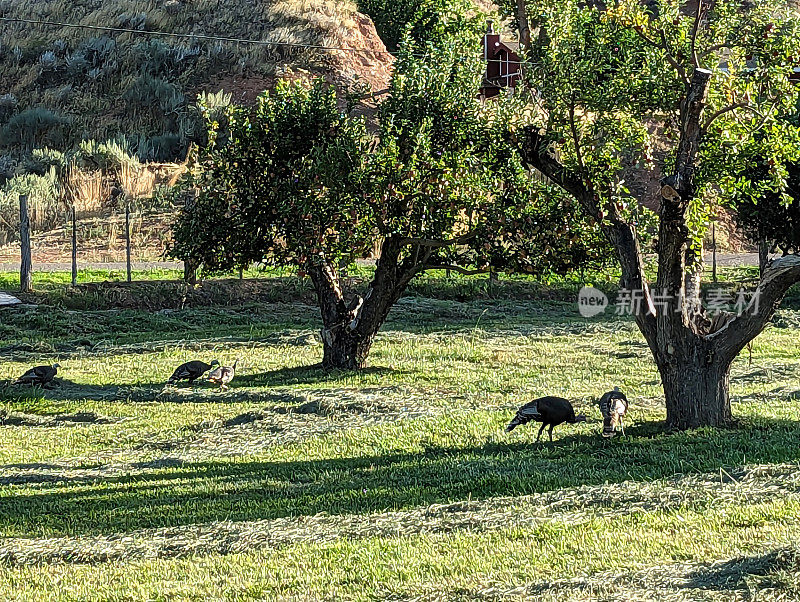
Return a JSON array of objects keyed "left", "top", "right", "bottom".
[{"left": 0, "top": 0, "right": 393, "bottom": 161}]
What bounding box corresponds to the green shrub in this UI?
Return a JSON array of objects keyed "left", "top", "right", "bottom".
[
  {"left": 23, "top": 147, "right": 67, "bottom": 176},
  {"left": 1, "top": 108, "right": 68, "bottom": 150},
  {"left": 75, "top": 139, "right": 140, "bottom": 171},
  {"left": 123, "top": 75, "right": 184, "bottom": 116},
  {"left": 133, "top": 40, "right": 176, "bottom": 76}
]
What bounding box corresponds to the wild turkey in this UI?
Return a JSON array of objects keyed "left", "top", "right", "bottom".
[
  {"left": 13, "top": 363, "right": 61, "bottom": 386},
  {"left": 167, "top": 360, "right": 219, "bottom": 385},
  {"left": 208, "top": 359, "right": 237, "bottom": 391},
  {"left": 506, "top": 396, "right": 587, "bottom": 442},
  {"left": 598, "top": 387, "right": 629, "bottom": 437}
]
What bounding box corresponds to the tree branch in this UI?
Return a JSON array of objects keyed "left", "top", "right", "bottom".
[
  {"left": 659, "top": 30, "right": 690, "bottom": 85},
  {"left": 656, "top": 67, "right": 712, "bottom": 339},
  {"left": 514, "top": 126, "right": 656, "bottom": 332},
  {"left": 690, "top": 1, "right": 705, "bottom": 69},
  {"left": 703, "top": 102, "right": 748, "bottom": 130},
  {"left": 398, "top": 232, "right": 478, "bottom": 249},
  {"left": 422, "top": 264, "right": 491, "bottom": 276},
  {"left": 516, "top": 126, "right": 594, "bottom": 212},
  {"left": 307, "top": 259, "right": 350, "bottom": 329},
  {"left": 632, "top": 27, "right": 689, "bottom": 85},
  {"left": 709, "top": 255, "right": 800, "bottom": 361}
]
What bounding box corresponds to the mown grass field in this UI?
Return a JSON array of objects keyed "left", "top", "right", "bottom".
[{"left": 0, "top": 273, "right": 799, "bottom": 600}]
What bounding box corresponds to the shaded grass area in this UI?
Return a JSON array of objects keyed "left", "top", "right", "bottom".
[{"left": 1, "top": 409, "right": 800, "bottom": 538}]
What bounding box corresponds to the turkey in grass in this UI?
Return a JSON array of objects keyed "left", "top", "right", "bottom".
[
  {"left": 167, "top": 360, "right": 220, "bottom": 386},
  {"left": 208, "top": 359, "right": 238, "bottom": 391},
  {"left": 13, "top": 363, "right": 61, "bottom": 387},
  {"left": 598, "top": 386, "right": 629, "bottom": 437},
  {"left": 506, "top": 396, "right": 587, "bottom": 442}
]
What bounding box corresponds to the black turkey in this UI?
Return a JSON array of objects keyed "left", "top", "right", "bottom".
[
  {"left": 506, "top": 396, "right": 587, "bottom": 442},
  {"left": 598, "top": 387, "right": 629, "bottom": 437},
  {"left": 168, "top": 360, "right": 219, "bottom": 385},
  {"left": 13, "top": 363, "right": 61, "bottom": 386}
]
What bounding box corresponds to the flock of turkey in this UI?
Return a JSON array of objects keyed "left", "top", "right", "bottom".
[
  {"left": 10, "top": 361, "right": 629, "bottom": 439},
  {"left": 11, "top": 359, "right": 239, "bottom": 391}
]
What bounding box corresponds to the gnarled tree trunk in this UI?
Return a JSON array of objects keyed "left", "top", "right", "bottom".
[
  {"left": 659, "top": 354, "right": 732, "bottom": 429},
  {"left": 308, "top": 236, "right": 421, "bottom": 370},
  {"left": 320, "top": 328, "right": 375, "bottom": 370}
]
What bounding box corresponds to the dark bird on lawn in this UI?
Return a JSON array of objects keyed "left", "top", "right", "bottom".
[
  {"left": 208, "top": 359, "right": 237, "bottom": 391},
  {"left": 167, "top": 360, "right": 219, "bottom": 385},
  {"left": 13, "top": 363, "right": 61, "bottom": 386},
  {"left": 506, "top": 396, "right": 587, "bottom": 442},
  {"left": 598, "top": 386, "right": 629, "bottom": 437}
]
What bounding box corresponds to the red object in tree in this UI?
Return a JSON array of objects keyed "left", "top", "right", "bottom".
[{"left": 479, "top": 21, "right": 522, "bottom": 100}]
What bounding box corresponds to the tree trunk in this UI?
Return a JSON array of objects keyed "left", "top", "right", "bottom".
[
  {"left": 657, "top": 345, "right": 733, "bottom": 430},
  {"left": 309, "top": 237, "right": 421, "bottom": 371},
  {"left": 321, "top": 328, "right": 374, "bottom": 370},
  {"left": 758, "top": 238, "right": 769, "bottom": 276},
  {"left": 515, "top": 0, "right": 531, "bottom": 50}
]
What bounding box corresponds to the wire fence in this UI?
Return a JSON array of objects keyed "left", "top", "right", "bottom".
[{"left": 4, "top": 192, "right": 183, "bottom": 291}]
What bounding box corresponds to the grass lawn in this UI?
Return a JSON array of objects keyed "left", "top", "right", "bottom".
[{"left": 0, "top": 274, "right": 798, "bottom": 600}]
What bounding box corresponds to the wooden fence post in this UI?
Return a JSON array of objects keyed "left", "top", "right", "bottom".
[
  {"left": 125, "top": 201, "right": 132, "bottom": 283},
  {"left": 71, "top": 206, "right": 78, "bottom": 287},
  {"left": 19, "top": 195, "right": 32, "bottom": 293}
]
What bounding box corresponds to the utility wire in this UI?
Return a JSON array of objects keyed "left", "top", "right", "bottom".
[
  {"left": 0, "top": 16, "right": 397, "bottom": 56},
  {"left": 4, "top": 16, "right": 793, "bottom": 75}
]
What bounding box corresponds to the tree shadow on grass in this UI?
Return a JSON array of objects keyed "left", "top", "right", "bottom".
[
  {"left": 0, "top": 417, "right": 799, "bottom": 538},
  {"left": 237, "top": 364, "right": 401, "bottom": 387},
  {"left": 684, "top": 548, "right": 800, "bottom": 594},
  {"left": 0, "top": 378, "right": 310, "bottom": 406},
  {"left": 0, "top": 363, "right": 406, "bottom": 404}
]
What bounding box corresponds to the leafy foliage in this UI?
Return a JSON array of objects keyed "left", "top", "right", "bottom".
[
  {"left": 173, "top": 47, "right": 609, "bottom": 279},
  {"left": 171, "top": 40, "right": 610, "bottom": 366},
  {"left": 733, "top": 158, "right": 800, "bottom": 255},
  {"left": 521, "top": 0, "right": 800, "bottom": 241},
  {"left": 172, "top": 80, "right": 371, "bottom": 273},
  {"left": 357, "top": 0, "right": 482, "bottom": 49}
]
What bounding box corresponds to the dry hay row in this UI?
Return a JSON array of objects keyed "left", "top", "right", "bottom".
[
  {"left": 428, "top": 548, "right": 800, "bottom": 602},
  {"left": 0, "top": 463, "right": 798, "bottom": 566}
]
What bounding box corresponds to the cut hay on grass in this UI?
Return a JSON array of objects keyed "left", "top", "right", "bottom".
[
  {"left": 0, "top": 462, "right": 797, "bottom": 566},
  {"left": 448, "top": 548, "right": 800, "bottom": 601}
]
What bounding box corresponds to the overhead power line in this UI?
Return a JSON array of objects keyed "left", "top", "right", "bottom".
[{"left": 0, "top": 16, "right": 396, "bottom": 56}]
